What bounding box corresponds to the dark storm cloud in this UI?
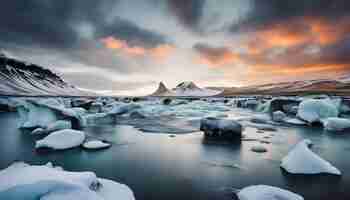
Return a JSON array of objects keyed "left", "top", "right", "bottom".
[
  {"left": 231, "top": 0, "right": 350, "bottom": 32},
  {"left": 167, "top": 0, "right": 206, "bottom": 29},
  {"left": 0, "top": 0, "right": 168, "bottom": 50},
  {"left": 97, "top": 18, "right": 168, "bottom": 48},
  {"left": 0, "top": 0, "right": 81, "bottom": 49}
]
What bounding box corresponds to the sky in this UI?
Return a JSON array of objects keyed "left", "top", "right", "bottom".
[{"left": 1, "top": 0, "right": 350, "bottom": 95}]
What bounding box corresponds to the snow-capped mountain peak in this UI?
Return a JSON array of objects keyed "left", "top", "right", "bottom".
[{"left": 151, "top": 81, "right": 222, "bottom": 97}]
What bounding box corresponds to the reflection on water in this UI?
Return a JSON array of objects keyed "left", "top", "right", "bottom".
[{"left": 1, "top": 112, "right": 350, "bottom": 200}]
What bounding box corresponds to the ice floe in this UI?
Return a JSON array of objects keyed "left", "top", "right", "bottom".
[
  {"left": 237, "top": 185, "right": 303, "bottom": 200},
  {"left": 322, "top": 117, "right": 350, "bottom": 131},
  {"left": 83, "top": 140, "right": 111, "bottom": 149},
  {"left": 281, "top": 139, "right": 341, "bottom": 175},
  {"left": 297, "top": 99, "right": 338, "bottom": 124},
  {"left": 0, "top": 162, "right": 134, "bottom": 200},
  {"left": 35, "top": 129, "right": 85, "bottom": 150}
]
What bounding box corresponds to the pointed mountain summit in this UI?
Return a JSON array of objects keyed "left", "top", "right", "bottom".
[
  {"left": 175, "top": 81, "right": 202, "bottom": 91},
  {"left": 151, "top": 82, "right": 173, "bottom": 96},
  {"left": 150, "top": 81, "right": 222, "bottom": 97}
]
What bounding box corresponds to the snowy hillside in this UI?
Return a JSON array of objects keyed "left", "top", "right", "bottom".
[{"left": 0, "top": 54, "right": 92, "bottom": 96}]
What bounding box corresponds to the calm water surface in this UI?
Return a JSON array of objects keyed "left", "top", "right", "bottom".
[{"left": 1, "top": 112, "right": 350, "bottom": 200}]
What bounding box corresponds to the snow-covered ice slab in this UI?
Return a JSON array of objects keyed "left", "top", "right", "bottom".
[
  {"left": 272, "top": 111, "right": 286, "bottom": 122},
  {"left": 36, "top": 129, "right": 85, "bottom": 150},
  {"left": 297, "top": 99, "right": 338, "bottom": 124},
  {"left": 322, "top": 117, "right": 350, "bottom": 131},
  {"left": 16, "top": 98, "right": 87, "bottom": 129},
  {"left": 0, "top": 162, "right": 135, "bottom": 200},
  {"left": 17, "top": 101, "right": 59, "bottom": 129},
  {"left": 237, "top": 185, "right": 303, "bottom": 200},
  {"left": 83, "top": 140, "right": 111, "bottom": 149},
  {"left": 281, "top": 139, "right": 341, "bottom": 175}
]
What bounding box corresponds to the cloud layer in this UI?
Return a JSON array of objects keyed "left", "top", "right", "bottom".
[{"left": 1, "top": 0, "right": 350, "bottom": 95}]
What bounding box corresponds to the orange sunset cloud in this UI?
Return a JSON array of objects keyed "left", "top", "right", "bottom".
[{"left": 100, "top": 36, "right": 174, "bottom": 60}]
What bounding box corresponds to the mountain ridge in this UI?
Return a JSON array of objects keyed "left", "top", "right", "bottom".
[{"left": 0, "top": 54, "right": 93, "bottom": 96}]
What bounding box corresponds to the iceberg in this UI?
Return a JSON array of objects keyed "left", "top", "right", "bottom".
[
  {"left": 16, "top": 100, "right": 59, "bottom": 129},
  {"left": 272, "top": 111, "right": 286, "bottom": 122},
  {"left": 237, "top": 185, "right": 303, "bottom": 200},
  {"left": 297, "top": 99, "right": 338, "bottom": 124},
  {"left": 0, "top": 162, "right": 135, "bottom": 200},
  {"left": 16, "top": 98, "right": 87, "bottom": 129},
  {"left": 281, "top": 139, "right": 341, "bottom": 175},
  {"left": 322, "top": 117, "right": 350, "bottom": 131},
  {"left": 46, "top": 120, "right": 72, "bottom": 133},
  {"left": 35, "top": 129, "right": 85, "bottom": 150}
]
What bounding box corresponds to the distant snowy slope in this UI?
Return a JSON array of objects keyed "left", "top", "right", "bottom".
[
  {"left": 0, "top": 54, "right": 93, "bottom": 96},
  {"left": 220, "top": 79, "right": 350, "bottom": 96}
]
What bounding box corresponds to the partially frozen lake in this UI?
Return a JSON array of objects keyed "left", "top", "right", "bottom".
[{"left": 1, "top": 98, "right": 350, "bottom": 200}]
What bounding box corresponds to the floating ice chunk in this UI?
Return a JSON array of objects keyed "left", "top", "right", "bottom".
[
  {"left": 237, "top": 185, "right": 303, "bottom": 200},
  {"left": 86, "top": 113, "right": 115, "bottom": 124},
  {"left": 46, "top": 120, "right": 72, "bottom": 133},
  {"left": 108, "top": 104, "right": 141, "bottom": 115},
  {"left": 200, "top": 117, "right": 242, "bottom": 140},
  {"left": 0, "top": 162, "right": 98, "bottom": 198},
  {"left": 272, "top": 111, "right": 286, "bottom": 122},
  {"left": 284, "top": 118, "right": 307, "bottom": 125},
  {"left": 35, "top": 129, "right": 85, "bottom": 150},
  {"left": 17, "top": 101, "right": 59, "bottom": 129},
  {"left": 0, "top": 162, "right": 135, "bottom": 200},
  {"left": 281, "top": 139, "right": 341, "bottom": 175},
  {"left": 89, "top": 102, "right": 103, "bottom": 113},
  {"left": 297, "top": 99, "right": 338, "bottom": 124},
  {"left": 256, "top": 100, "right": 271, "bottom": 113},
  {"left": 16, "top": 98, "right": 87, "bottom": 129},
  {"left": 83, "top": 141, "right": 111, "bottom": 149},
  {"left": 322, "top": 117, "right": 350, "bottom": 131}
]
